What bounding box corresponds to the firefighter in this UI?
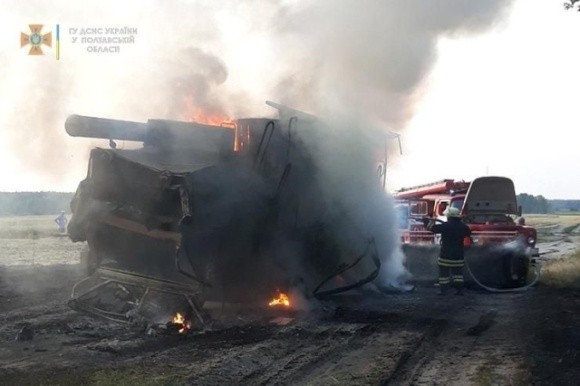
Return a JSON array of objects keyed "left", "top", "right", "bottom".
[
  {"left": 423, "top": 207, "right": 471, "bottom": 295},
  {"left": 54, "top": 210, "right": 68, "bottom": 233}
]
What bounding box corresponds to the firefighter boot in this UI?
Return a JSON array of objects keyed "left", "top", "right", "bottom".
[{"left": 455, "top": 287, "right": 464, "bottom": 296}]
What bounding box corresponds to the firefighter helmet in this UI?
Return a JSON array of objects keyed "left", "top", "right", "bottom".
[{"left": 444, "top": 207, "right": 461, "bottom": 217}]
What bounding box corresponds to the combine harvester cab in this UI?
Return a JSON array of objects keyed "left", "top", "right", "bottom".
[
  {"left": 396, "top": 176, "right": 540, "bottom": 290},
  {"left": 65, "top": 104, "right": 385, "bottom": 326}
]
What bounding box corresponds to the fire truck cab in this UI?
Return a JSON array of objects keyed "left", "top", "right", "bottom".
[{"left": 394, "top": 177, "right": 539, "bottom": 257}]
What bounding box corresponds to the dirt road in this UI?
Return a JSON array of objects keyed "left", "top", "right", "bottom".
[{"left": 0, "top": 264, "right": 578, "bottom": 385}]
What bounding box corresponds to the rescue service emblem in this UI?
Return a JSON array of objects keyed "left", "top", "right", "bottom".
[{"left": 20, "top": 24, "right": 52, "bottom": 55}]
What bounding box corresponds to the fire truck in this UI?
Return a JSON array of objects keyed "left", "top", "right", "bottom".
[{"left": 393, "top": 177, "right": 540, "bottom": 289}]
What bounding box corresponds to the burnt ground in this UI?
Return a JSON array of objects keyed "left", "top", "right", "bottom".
[{"left": 0, "top": 264, "right": 579, "bottom": 386}]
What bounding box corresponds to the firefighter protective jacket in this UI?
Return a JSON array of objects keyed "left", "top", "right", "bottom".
[{"left": 427, "top": 217, "right": 471, "bottom": 260}]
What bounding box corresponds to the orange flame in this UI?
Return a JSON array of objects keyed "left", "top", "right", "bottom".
[
  {"left": 172, "top": 312, "right": 191, "bottom": 334},
  {"left": 268, "top": 292, "right": 290, "bottom": 307},
  {"left": 183, "top": 95, "right": 232, "bottom": 126}
]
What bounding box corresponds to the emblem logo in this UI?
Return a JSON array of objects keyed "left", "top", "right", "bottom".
[{"left": 21, "top": 24, "right": 52, "bottom": 55}]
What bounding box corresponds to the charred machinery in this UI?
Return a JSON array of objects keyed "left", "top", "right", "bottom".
[
  {"left": 394, "top": 177, "right": 540, "bottom": 290},
  {"left": 66, "top": 102, "right": 389, "bottom": 325}
]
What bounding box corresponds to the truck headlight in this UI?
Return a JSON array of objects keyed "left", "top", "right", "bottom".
[{"left": 527, "top": 236, "right": 535, "bottom": 245}]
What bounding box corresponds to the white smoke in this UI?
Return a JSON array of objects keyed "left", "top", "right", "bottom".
[
  {"left": 263, "top": 0, "right": 514, "bottom": 288},
  {"left": 0, "top": 1, "right": 513, "bottom": 186},
  {"left": 0, "top": 0, "right": 514, "bottom": 286},
  {"left": 268, "top": 0, "right": 513, "bottom": 125}
]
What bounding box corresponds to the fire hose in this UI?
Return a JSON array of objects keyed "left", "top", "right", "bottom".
[
  {"left": 424, "top": 217, "right": 541, "bottom": 293},
  {"left": 464, "top": 257, "right": 541, "bottom": 293}
]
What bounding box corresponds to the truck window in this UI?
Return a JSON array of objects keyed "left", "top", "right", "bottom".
[
  {"left": 450, "top": 199, "right": 464, "bottom": 211},
  {"left": 409, "top": 201, "right": 428, "bottom": 216},
  {"left": 437, "top": 202, "right": 449, "bottom": 216}
]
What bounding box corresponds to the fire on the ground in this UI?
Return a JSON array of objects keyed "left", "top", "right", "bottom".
[
  {"left": 171, "top": 312, "right": 191, "bottom": 334},
  {"left": 268, "top": 292, "right": 290, "bottom": 308}
]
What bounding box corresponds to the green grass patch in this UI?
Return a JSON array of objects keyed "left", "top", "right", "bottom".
[
  {"left": 562, "top": 223, "right": 580, "bottom": 234},
  {"left": 472, "top": 364, "right": 496, "bottom": 386},
  {"left": 541, "top": 251, "right": 580, "bottom": 289},
  {"left": 91, "top": 367, "right": 187, "bottom": 386},
  {"left": 471, "top": 361, "right": 529, "bottom": 386},
  {"left": 0, "top": 365, "right": 188, "bottom": 386}
]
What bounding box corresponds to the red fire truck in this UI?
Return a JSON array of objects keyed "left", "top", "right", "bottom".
[{"left": 394, "top": 176, "right": 539, "bottom": 289}]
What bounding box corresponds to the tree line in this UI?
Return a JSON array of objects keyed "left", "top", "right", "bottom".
[
  {"left": 517, "top": 193, "right": 551, "bottom": 214},
  {"left": 0, "top": 192, "right": 577, "bottom": 216},
  {"left": 517, "top": 194, "right": 580, "bottom": 214},
  {"left": 0, "top": 192, "right": 74, "bottom": 216}
]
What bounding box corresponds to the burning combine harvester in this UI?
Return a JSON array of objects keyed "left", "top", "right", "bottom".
[{"left": 65, "top": 102, "right": 393, "bottom": 327}]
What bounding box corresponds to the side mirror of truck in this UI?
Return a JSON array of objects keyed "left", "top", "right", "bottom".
[{"left": 518, "top": 205, "right": 522, "bottom": 217}]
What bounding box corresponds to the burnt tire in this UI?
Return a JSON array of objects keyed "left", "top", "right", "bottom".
[{"left": 502, "top": 252, "right": 530, "bottom": 288}]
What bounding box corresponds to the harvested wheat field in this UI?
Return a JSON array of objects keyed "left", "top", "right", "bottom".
[{"left": 0, "top": 215, "right": 578, "bottom": 385}]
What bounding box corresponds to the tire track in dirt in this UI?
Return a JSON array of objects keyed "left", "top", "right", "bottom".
[
  {"left": 378, "top": 293, "right": 472, "bottom": 385},
  {"left": 290, "top": 329, "right": 424, "bottom": 385},
  {"left": 236, "top": 310, "right": 445, "bottom": 385},
  {"left": 178, "top": 323, "right": 371, "bottom": 385},
  {"left": 245, "top": 324, "right": 379, "bottom": 385},
  {"left": 384, "top": 292, "right": 532, "bottom": 385},
  {"left": 1, "top": 266, "right": 578, "bottom": 386},
  {"left": 381, "top": 318, "right": 447, "bottom": 385},
  {"left": 157, "top": 319, "right": 427, "bottom": 386}
]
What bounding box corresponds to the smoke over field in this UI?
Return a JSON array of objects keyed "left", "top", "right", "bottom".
[
  {"left": 0, "top": 0, "right": 515, "bottom": 289},
  {"left": 0, "top": 0, "right": 513, "bottom": 189}
]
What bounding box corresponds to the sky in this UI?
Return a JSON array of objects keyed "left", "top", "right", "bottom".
[
  {"left": 0, "top": 0, "right": 578, "bottom": 199},
  {"left": 388, "top": 0, "right": 580, "bottom": 199}
]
